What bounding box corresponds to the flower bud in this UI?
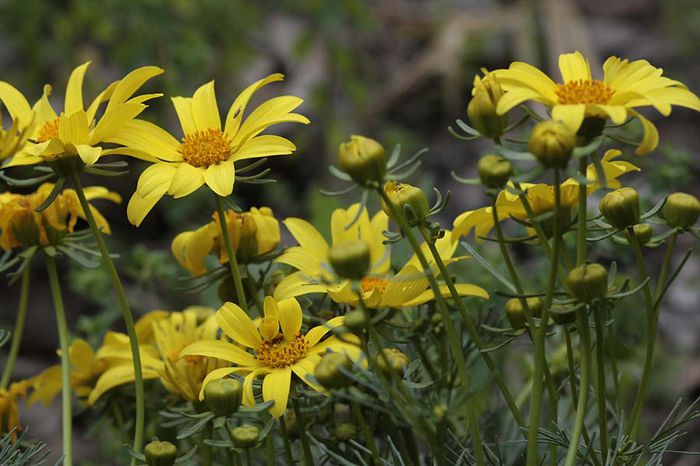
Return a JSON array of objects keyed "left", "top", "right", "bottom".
[
  {"left": 478, "top": 154, "right": 513, "bottom": 189},
  {"left": 334, "top": 423, "right": 357, "bottom": 442},
  {"left": 203, "top": 379, "right": 243, "bottom": 417},
  {"left": 375, "top": 348, "right": 409, "bottom": 376},
  {"left": 145, "top": 441, "right": 177, "bottom": 466},
  {"left": 338, "top": 135, "right": 387, "bottom": 186},
  {"left": 315, "top": 352, "right": 352, "bottom": 389},
  {"left": 467, "top": 71, "right": 508, "bottom": 138},
  {"left": 663, "top": 192, "right": 700, "bottom": 228},
  {"left": 632, "top": 223, "right": 653, "bottom": 245},
  {"left": 343, "top": 309, "right": 367, "bottom": 332},
  {"left": 599, "top": 187, "right": 640, "bottom": 229},
  {"left": 235, "top": 215, "right": 259, "bottom": 263},
  {"left": 528, "top": 120, "right": 576, "bottom": 168},
  {"left": 328, "top": 240, "right": 371, "bottom": 280},
  {"left": 229, "top": 424, "right": 260, "bottom": 449},
  {"left": 504, "top": 297, "right": 543, "bottom": 329},
  {"left": 381, "top": 181, "right": 430, "bottom": 225},
  {"left": 567, "top": 263, "right": 608, "bottom": 304}
]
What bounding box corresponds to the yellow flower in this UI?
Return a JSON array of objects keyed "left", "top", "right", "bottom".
[
  {"left": 179, "top": 297, "right": 361, "bottom": 418},
  {"left": 0, "top": 82, "right": 33, "bottom": 162},
  {"left": 273, "top": 204, "right": 489, "bottom": 308},
  {"left": 0, "top": 62, "right": 163, "bottom": 167},
  {"left": 172, "top": 206, "right": 280, "bottom": 275},
  {"left": 452, "top": 149, "right": 639, "bottom": 241},
  {"left": 0, "top": 183, "right": 120, "bottom": 251},
  {"left": 493, "top": 51, "right": 700, "bottom": 155},
  {"left": 119, "top": 74, "right": 310, "bottom": 226},
  {"left": 0, "top": 379, "right": 31, "bottom": 442}
]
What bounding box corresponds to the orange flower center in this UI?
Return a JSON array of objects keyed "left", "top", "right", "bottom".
[
  {"left": 179, "top": 129, "right": 231, "bottom": 167},
  {"left": 361, "top": 277, "right": 390, "bottom": 293},
  {"left": 555, "top": 79, "right": 614, "bottom": 105},
  {"left": 37, "top": 118, "right": 60, "bottom": 143},
  {"left": 256, "top": 334, "right": 309, "bottom": 368}
]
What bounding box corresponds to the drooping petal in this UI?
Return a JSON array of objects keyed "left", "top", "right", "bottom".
[
  {"left": 0, "top": 82, "right": 32, "bottom": 126},
  {"left": 496, "top": 87, "right": 550, "bottom": 115},
  {"left": 216, "top": 302, "right": 262, "bottom": 349},
  {"left": 204, "top": 160, "right": 235, "bottom": 197},
  {"left": 134, "top": 163, "right": 178, "bottom": 198},
  {"left": 168, "top": 163, "right": 206, "bottom": 198},
  {"left": 127, "top": 190, "right": 167, "bottom": 227},
  {"left": 291, "top": 354, "right": 324, "bottom": 393},
  {"left": 106, "top": 119, "right": 181, "bottom": 162},
  {"left": 88, "top": 363, "right": 160, "bottom": 405},
  {"left": 262, "top": 367, "right": 292, "bottom": 418},
  {"left": 196, "top": 367, "right": 245, "bottom": 401},
  {"left": 75, "top": 144, "right": 102, "bottom": 166},
  {"left": 628, "top": 109, "right": 659, "bottom": 156},
  {"left": 179, "top": 339, "right": 259, "bottom": 366}
]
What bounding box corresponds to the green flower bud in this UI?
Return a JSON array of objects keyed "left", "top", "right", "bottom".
[
  {"left": 334, "top": 423, "right": 357, "bottom": 442},
  {"left": 338, "top": 135, "right": 387, "bottom": 186},
  {"left": 478, "top": 154, "right": 513, "bottom": 189},
  {"left": 314, "top": 352, "right": 352, "bottom": 389},
  {"left": 567, "top": 263, "right": 608, "bottom": 304},
  {"left": 375, "top": 348, "right": 409, "bottom": 376},
  {"left": 381, "top": 181, "right": 430, "bottom": 225},
  {"left": 432, "top": 403, "right": 448, "bottom": 424},
  {"left": 144, "top": 441, "right": 177, "bottom": 466},
  {"left": 528, "top": 120, "right": 576, "bottom": 168},
  {"left": 599, "top": 187, "right": 640, "bottom": 229},
  {"left": 229, "top": 424, "right": 260, "bottom": 449},
  {"left": 203, "top": 378, "right": 243, "bottom": 417},
  {"left": 328, "top": 240, "right": 371, "bottom": 280},
  {"left": 632, "top": 223, "right": 653, "bottom": 245},
  {"left": 467, "top": 71, "right": 508, "bottom": 138},
  {"left": 504, "top": 297, "right": 543, "bottom": 329},
  {"left": 663, "top": 192, "right": 700, "bottom": 228},
  {"left": 343, "top": 309, "right": 367, "bottom": 333}
]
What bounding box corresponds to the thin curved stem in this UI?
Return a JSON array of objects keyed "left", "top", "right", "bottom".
[
  {"left": 214, "top": 195, "right": 248, "bottom": 312},
  {"left": 577, "top": 157, "right": 588, "bottom": 265},
  {"left": 46, "top": 255, "right": 72, "bottom": 466},
  {"left": 69, "top": 171, "right": 144, "bottom": 462},
  {"left": 291, "top": 384, "right": 313, "bottom": 466},
  {"left": 279, "top": 416, "right": 295, "bottom": 466},
  {"left": 565, "top": 309, "right": 593, "bottom": 466},
  {"left": 351, "top": 400, "right": 382, "bottom": 463},
  {"left": 593, "top": 305, "right": 609, "bottom": 462},
  {"left": 1, "top": 265, "right": 31, "bottom": 389}
]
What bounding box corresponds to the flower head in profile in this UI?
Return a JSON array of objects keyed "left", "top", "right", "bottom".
[
  {"left": 0, "top": 379, "right": 32, "bottom": 442},
  {"left": 493, "top": 51, "right": 700, "bottom": 154},
  {"left": 0, "top": 82, "right": 34, "bottom": 162},
  {"left": 172, "top": 206, "right": 280, "bottom": 276},
  {"left": 0, "top": 62, "right": 163, "bottom": 167},
  {"left": 119, "top": 74, "right": 310, "bottom": 226},
  {"left": 452, "top": 149, "right": 639, "bottom": 241},
  {"left": 179, "top": 297, "right": 361, "bottom": 418},
  {"left": 273, "top": 204, "right": 488, "bottom": 308},
  {"left": 0, "top": 183, "right": 120, "bottom": 251}
]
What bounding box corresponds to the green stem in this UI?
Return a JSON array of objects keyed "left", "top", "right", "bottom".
[
  {"left": 215, "top": 195, "right": 248, "bottom": 312},
  {"left": 279, "top": 417, "right": 295, "bottom": 466},
  {"left": 576, "top": 157, "right": 588, "bottom": 266},
  {"left": 526, "top": 168, "right": 562, "bottom": 466},
  {"left": 625, "top": 227, "right": 657, "bottom": 440},
  {"left": 245, "top": 448, "right": 253, "bottom": 466},
  {"left": 352, "top": 400, "right": 382, "bottom": 463},
  {"left": 203, "top": 424, "right": 213, "bottom": 466},
  {"left": 592, "top": 305, "right": 609, "bottom": 462},
  {"left": 245, "top": 265, "right": 264, "bottom": 313},
  {"left": 266, "top": 432, "right": 275, "bottom": 466},
  {"left": 1, "top": 265, "right": 31, "bottom": 389},
  {"left": 469, "top": 413, "right": 485, "bottom": 466},
  {"left": 565, "top": 310, "right": 593, "bottom": 466},
  {"left": 46, "top": 255, "right": 73, "bottom": 466},
  {"left": 69, "top": 171, "right": 144, "bottom": 463},
  {"left": 655, "top": 231, "right": 679, "bottom": 302},
  {"left": 291, "top": 385, "right": 313, "bottom": 466},
  {"left": 606, "top": 305, "right": 621, "bottom": 412}
]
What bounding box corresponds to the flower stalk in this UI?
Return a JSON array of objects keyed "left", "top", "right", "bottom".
[
  {"left": 215, "top": 195, "right": 248, "bottom": 312},
  {"left": 0, "top": 265, "right": 31, "bottom": 389}
]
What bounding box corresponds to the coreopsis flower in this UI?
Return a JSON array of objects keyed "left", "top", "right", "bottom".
[
  {"left": 0, "top": 82, "right": 33, "bottom": 162},
  {"left": 172, "top": 206, "right": 280, "bottom": 275},
  {"left": 0, "top": 379, "right": 31, "bottom": 442},
  {"left": 273, "top": 204, "right": 488, "bottom": 308},
  {"left": 0, "top": 183, "right": 120, "bottom": 251},
  {"left": 179, "top": 297, "right": 361, "bottom": 418},
  {"left": 1, "top": 62, "right": 163, "bottom": 167},
  {"left": 118, "top": 74, "right": 310, "bottom": 226},
  {"left": 492, "top": 51, "right": 700, "bottom": 154},
  {"left": 452, "top": 149, "right": 639, "bottom": 241}
]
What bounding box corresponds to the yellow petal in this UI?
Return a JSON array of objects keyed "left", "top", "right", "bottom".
[
  {"left": 262, "top": 367, "right": 292, "bottom": 418},
  {"left": 204, "top": 160, "right": 235, "bottom": 197},
  {"left": 58, "top": 111, "right": 89, "bottom": 145},
  {"left": 106, "top": 119, "right": 181, "bottom": 162},
  {"left": 107, "top": 66, "right": 164, "bottom": 109},
  {"left": 216, "top": 302, "right": 262, "bottom": 349},
  {"left": 232, "top": 135, "right": 296, "bottom": 161},
  {"left": 172, "top": 96, "right": 196, "bottom": 135},
  {"left": 496, "top": 87, "right": 548, "bottom": 115},
  {"left": 283, "top": 218, "right": 330, "bottom": 258},
  {"left": 134, "top": 163, "right": 177, "bottom": 198},
  {"left": 629, "top": 109, "right": 658, "bottom": 156},
  {"left": 331, "top": 204, "right": 371, "bottom": 247},
  {"left": 88, "top": 363, "right": 160, "bottom": 405},
  {"left": 495, "top": 62, "right": 558, "bottom": 102},
  {"left": 0, "top": 81, "right": 32, "bottom": 126},
  {"left": 75, "top": 144, "right": 102, "bottom": 166},
  {"left": 224, "top": 73, "right": 285, "bottom": 137},
  {"left": 291, "top": 354, "right": 324, "bottom": 393},
  {"left": 127, "top": 190, "right": 167, "bottom": 227},
  {"left": 272, "top": 272, "right": 329, "bottom": 301},
  {"left": 231, "top": 96, "right": 309, "bottom": 146},
  {"left": 197, "top": 367, "right": 241, "bottom": 401},
  {"left": 277, "top": 298, "right": 302, "bottom": 341},
  {"left": 90, "top": 102, "right": 147, "bottom": 143},
  {"left": 558, "top": 51, "right": 591, "bottom": 82},
  {"left": 86, "top": 81, "right": 118, "bottom": 124},
  {"left": 65, "top": 62, "right": 91, "bottom": 114},
  {"left": 179, "top": 339, "right": 258, "bottom": 366},
  {"left": 305, "top": 316, "right": 346, "bottom": 347},
  {"left": 242, "top": 368, "right": 269, "bottom": 407},
  {"left": 168, "top": 163, "right": 206, "bottom": 198},
  {"left": 551, "top": 104, "right": 585, "bottom": 132},
  {"left": 381, "top": 265, "right": 429, "bottom": 307},
  {"left": 191, "top": 81, "right": 220, "bottom": 131}
]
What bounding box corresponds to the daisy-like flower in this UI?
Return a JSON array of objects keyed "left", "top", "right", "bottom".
[
  {"left": 452, "top": 149, "right": 639, "bottom": 241},
  {"left": 172, "top": 206, "right": 280, "bottom": 275},
  {"left": 493, "top": 51, "right": 700, "bottom": 154},
  {"left": 179, "top": 297, "right": 361, "bottom": 418},
  {"left": 0, "top": 183, "right": 120, "bottom": 251},
  {"left": 0, "top": 62, "right": 163, "bottom": 167},
  {"left": 115, "top": 74, "right": 309, "bottom": 226},
  {"left": 273, "top": 204, "right": 489, "bottom": 308}
]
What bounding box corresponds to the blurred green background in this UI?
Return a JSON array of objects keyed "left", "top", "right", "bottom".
[{"left": 1, "top": 0, "right": 699, "bottom": 463}]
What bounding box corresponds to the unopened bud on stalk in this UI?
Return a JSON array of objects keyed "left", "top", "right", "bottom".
[
  {"left": 504, "top": 297, "right": 543, "bottom": 329},
  {"left": 663, "top": 192, "right": 700, "bottom": 228},
  {"left": 528, "top": 120, "right": 576, "bottom": 168},
  {"left": 315, "top": 352, "right": 352, "bottom": 389},
  {"left": 478, "top": 154, "right": 513, "bottom": 189},
  {"left": 343, "top": 309, "right": 367, "bottom": 332},
  {"left": 599, "top": 187, "right": 640, "bottom": 229},
  {"left": 144, "top": 441, "right": 177, "bottom": 466},
  {"left": 338, "top": 135, "right": 387, "bottom": 186},
  {"left": 567, "top": 263, "right": 608, "bottom": 304},
  {"left": 467, "top": 71, "right": 508, "bottom": 138},
  {"left": 328, "top": 240, "right": 370, "bottom": 280},
  {"left": 334, "top": 423, "right": 357, "bottom": 442},
  {"left": 632, "top": 223, "right": 653, "bottom": 245},
  {"left": 229, "top": 424, "right": 260, "bottom": 449},
  {"left": 381, "top": 181, "right": 430, "bottom": 225},
  {"left": 203, "top": 378, "right": 243, "bottom": 417},
  {"left": 375, "top": 348, "right": 409, "bottom": 376}
]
